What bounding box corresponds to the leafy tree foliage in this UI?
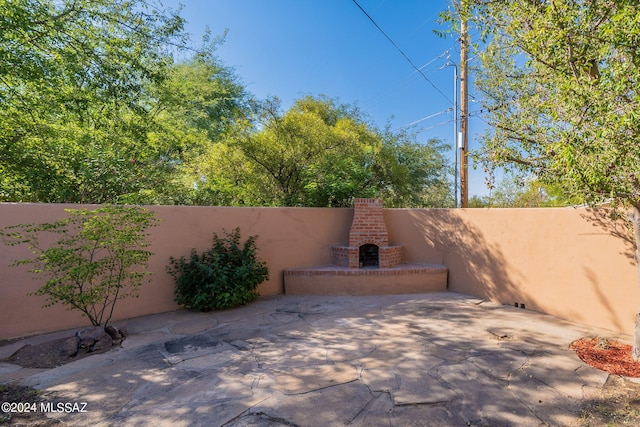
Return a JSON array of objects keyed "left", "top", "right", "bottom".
[
  {"left": 462, "top": 0, "right": 640, "bottom": 208},
  {"left": 450, "top": 0, "right": 640, "bottom": 355},
  {"left": 192, "top": 96, "right": 453, "bottom": 207},
  {"left": 0, "top": 1, "right": 249, "bottom": 204},
  {"left": 0, "top": 206, "right": 158, "bottom": 327},
  {"left": 1, "top": 2, "right": 450, "bottom": 207},
  {"left": 375, "top": 127, "right": 453, "bottom": 208},
  {"left": 471, "top": 174, "right": 582, "bottom": 208},
  {"left": 0, "top": 0, "right": 189, "bottom": 202},
  {"left": 122, "top": 48, "right": 251, "bottom": 205}
]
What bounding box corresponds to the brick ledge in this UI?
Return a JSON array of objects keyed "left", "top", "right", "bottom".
[{"left": 284, "top": 263, "right": 447, "bottom": 276}]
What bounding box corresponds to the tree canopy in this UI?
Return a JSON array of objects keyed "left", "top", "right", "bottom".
[
  {"left": 469, "top": 174, "right": 581, "bottom": 208},
  {"left": 189, "top": 95, "right": 453, "bottom": 207},
  {"left": 1, "top": 1, "right": 452, "bottom": 208},
  {"left": 0, "top": 0, "right": 252, "bottom": 204},
  {"left": 462, "top": 0, "right": 640, "bottom": 209},
  {"left": 1, "top": 0, "right": 186, "bottom": 202}
]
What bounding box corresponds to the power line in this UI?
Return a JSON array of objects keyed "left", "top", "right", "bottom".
[
  {"left": 415, "top": 119, "right": 453, "bottom": 132},
  {"left": 416, "top": 49, "right": 451, "bottom": 73},
  {"left": 412, "top": 109, "right": 486, "bottom": 133},
  {"left": 360, "top": 48, "right": 452, "bottom": 113},
  {"left": 351, "top": 0, "right": 453, "bottom": 105},
  {"left": 399, "top": 108, "right": 451, "bottom": 129}
]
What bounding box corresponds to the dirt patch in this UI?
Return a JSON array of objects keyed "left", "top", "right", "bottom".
[
  {"left": 0, "top": 384, "right": 66, "bottom": 426},
  {"left": 571, "top": 337, "right": 640, "bottom": 426},
  {"left": 578, "top": 375, "right": 640, "bottom": 426},
  {"left": 3, "top": 337, "right": 115, "bottom": 370},
  {"left": 2, "top": 326, "right": 124, "bottom": 370},
  {"left": 5, "top": 337, "right": 89, "bottom": 369},
  {"left": 1, "top": 333, "right": 117, "bottom": 426}
]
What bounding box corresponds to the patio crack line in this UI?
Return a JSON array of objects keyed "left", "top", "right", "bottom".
[
  {"left": 245, "top": 346, "right": 263, "bottom": 369},
  {"left": 510, "top": 386, "right": 552, "bottom": 427},
  {"left": 357, "top": 344, "right": 380, "bottom": 362},
  {"left": 506, "top": 370, "right": 569, "bottom": 426},
  {"left": 255, "top": 412, "right": 302, "bottom": 427},
  {"left": 518, "top": 349, "right": 537, "bottom": 371},
  {"left": 344, "top": 391, "right": 384, "bottom": 425},
  {"left": 220, "top": 401, "right": 294, "bottom": 427},
  {"left": 356, "top": 364, "right": 388, "bottom": 395},
  {"left": 393, "top": 400, "right": 452, "bottom": 408},
  {"left": 226, "top": 341, "right": 251, "bottom": 351},
  {"left": 280, "top": 378, "right": 360, "bottom": 396}
]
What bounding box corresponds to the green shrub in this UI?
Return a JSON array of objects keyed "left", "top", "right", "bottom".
[
  {"left": 0, "top": 206, "right": 158, "bottom": 327},
  {"left": 167, "top": 228, "right": 269, "bottom": 311}
]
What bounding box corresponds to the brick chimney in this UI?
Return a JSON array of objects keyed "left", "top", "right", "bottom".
[
  {"left": 348, "top": 198, "right": 389, "bottom": 247},
  {"left": 332, "top": 198, "right": 402, "bottom": 269}
]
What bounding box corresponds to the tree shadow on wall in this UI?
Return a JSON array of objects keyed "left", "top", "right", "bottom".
[
  {"left": 580, "top": 207, "right": 636, "bottom": 265},
  {"left": 406, "top": 209, "right": 530, "bottom": 308},
  {"left": 583, "top": 266, "right": 627, "bottom": 333},
  {"left": 579, "top": 207, "right": 638, "bottom": 334}
]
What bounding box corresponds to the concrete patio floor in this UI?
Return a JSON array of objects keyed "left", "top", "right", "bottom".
[{"left": 0, "top": 292, "right": 630, "bottom": 426}]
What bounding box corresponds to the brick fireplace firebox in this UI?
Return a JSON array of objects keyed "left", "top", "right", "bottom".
[{"left": 331, "top": 198, "right": 403, "bottom": 269}]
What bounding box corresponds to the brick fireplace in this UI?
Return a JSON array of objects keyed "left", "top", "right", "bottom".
[
  {"left": 331, "top": 198, "right": 403, "bottom": 269},
  {"left": 283, "top": 198, "right": 448, "bottom": 296}
]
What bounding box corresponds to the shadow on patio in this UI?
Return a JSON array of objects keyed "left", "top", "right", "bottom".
[{"left": 2, "top": 292, "right": 617, "bottom": 426}]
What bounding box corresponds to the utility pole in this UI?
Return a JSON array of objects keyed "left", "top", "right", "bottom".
[
  {"left": 453, "top": 63, "right": 459, "bottom": 208},
  {"left": 441, "top": 59, "right": 459, "bottom": 207},
  {"left": 459, "top": 0, "right": 469, "bottom": 208}
]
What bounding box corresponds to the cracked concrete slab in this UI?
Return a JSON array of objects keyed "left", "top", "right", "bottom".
[
  {"left": 169, "top": 317, "right": 218, "bottom": 335},
  {"left": 267, "top": 363, "right": 358, "bottom": 394},
  {"left": 1, "top": 292, "right": 633, "bottom": 426},
  {"left": 252, "top": 382, "right": 374, "bottom": 426},
  {"left": 392, "top": 373, "right": 458, "bottom": 406}
]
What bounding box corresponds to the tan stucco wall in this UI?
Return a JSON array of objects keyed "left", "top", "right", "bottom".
[
  {"left": 1, "top": 203, "right": 638, "bottom": 340},
  {"left": 384, "top": 208, "right": 640, "bottom": 336},
  {"left": 0, "top": 204, "right": 352, "bottom": 339}
]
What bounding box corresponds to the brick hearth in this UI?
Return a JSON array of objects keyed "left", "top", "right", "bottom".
[{"left": 284, "top": 264, "right": 448, "bottom": 296}]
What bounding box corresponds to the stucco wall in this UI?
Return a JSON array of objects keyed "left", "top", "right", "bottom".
[
  {"left": 1, "top": 203, "right": 638, "bottom": 340},
  {"left": 385, "top": 208, "right": 640, "bottom": 336},
  {"left": 0, "top": 204, "right": 352, "bottom": 339}
]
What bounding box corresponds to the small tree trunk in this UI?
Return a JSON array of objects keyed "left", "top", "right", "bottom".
[{"left": 629, "top": 205, "right": 640, "bottom": 360}]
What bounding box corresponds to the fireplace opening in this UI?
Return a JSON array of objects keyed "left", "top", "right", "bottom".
[{"left": 359, "top": 244, "right": 379, "bottom": 268}]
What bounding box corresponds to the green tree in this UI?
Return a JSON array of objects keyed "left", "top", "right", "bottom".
[
  {"left": 0, "top": 206, "right": 158, "bottom": 327},
  {"left": 450, "top": 1, "right": 640, "bottom": 355},
  {"left": 234, "top": 96, "right": 378, "bottom": 207},
  {"left": 479, "top": 174, "right": 581, "bottom": 208},
  {"left": 0, "top": 0, "right": 185, "bottom": 202},
  {"left": 374, "top": 127, "right": 453, "bottom": 208},
  {"left": 195, "top": 95, "right": 453, "bottom": 207},
  {"left": 1, "top": 1, "right": 251, "bottom": 204},
  {"left": 123, "top": 47, "right": 251, "bottom": 205}
]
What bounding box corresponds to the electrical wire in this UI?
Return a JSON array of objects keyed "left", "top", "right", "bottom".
[
  {"left": 352, "top": 0, "right": 453, "bottom": 105},
  {"left": 400, "top": 108, "right": 451, "bottom": 128},
  {"left": 360, "top": 48, "right": 452, "bottom": 112},
  {"left": 411, "top": 108, "right": 486, "bottom": 133},
  {"left": 416, "top": 49, "right": 451, "bottom": 72}
]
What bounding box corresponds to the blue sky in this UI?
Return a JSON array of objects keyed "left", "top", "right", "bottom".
[{"left": 163, "top": 0, "right": 490, "bottom": 198}]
